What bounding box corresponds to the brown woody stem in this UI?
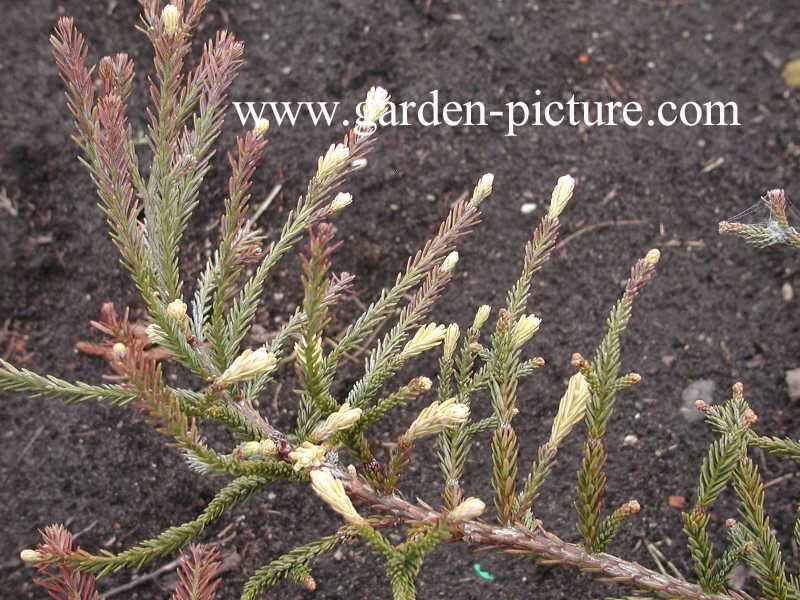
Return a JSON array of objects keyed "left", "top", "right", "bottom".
[{"left": 337, "top": 468, "right": 753, "bottom": 600}]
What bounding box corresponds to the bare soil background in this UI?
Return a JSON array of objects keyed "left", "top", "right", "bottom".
[{"left": 1, "top": 1, "right": 799, "bottom": 598}]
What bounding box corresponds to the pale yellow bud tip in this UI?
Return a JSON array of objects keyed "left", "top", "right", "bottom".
[
  {"left": 406, "top": 398, "right": 470, "bottom": 440},
  {"left": 20, "top": 549, "right": 42, "bottom": 563},
  {"left": 448, "top": 497, "right": 486, "bottom": 522},
  {"left": 215, "top": 348, "right": 277, "bottom": 387},
  {"left": 362, "top": 86, "right": 391, "bottom": 124},
  {"left": 161, "top": 4, "right": 180, "bottom": 34},
  {"left": 644, "top": 248, "right": 661, "bottom": 265},
  {"left": 309, "top": 468, "right": 365, "bottom": 525},
  {"left": 473, "top": 305, "right": 491, "bottom": 330},
  {"left": 166, "top": 298, "right": 187, "bottom": 322},
  {"left": 440, "top": 251, "right": 459, "bottom": 273},
  {"left": 253, "top": 118, "right": 270, "bottom": 136},
  {"left": 317, "top": 144, "right": 350, "bottom": 178},
  {"left": 400, "top": 323, "right": 447, "bottom": 359},
  {"left": 548, "top": 174, "right": 575, "bottom": 218},
  {"left": 442, "top": 323, "right": 460, "bottom": 361},
  {"left": 309, "top": 403, "right": 363, "bottom": 442},
  {"left": 331, "top": 192, "right": 353, "bottom": 212},
  {"left": 289, "top": 441, "right": 327, "bottom": 471},
  {"left": 416, "top": 376, "right": 433, "bottom": 391},
  {"left": 112, "top": 342, "right": 127, "bottom": 360},
  {"left": 511, "top": 314, "right": 541, "bottom": 348},
  {"left": 240, "top": 439, "right": 277, "bottom": 458},
  {"left": 472, "top": 173, "right": 494, "bottom": 204}
]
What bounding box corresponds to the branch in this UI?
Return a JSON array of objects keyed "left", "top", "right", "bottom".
[{"left": 337, "top": 468, "right": 754, "bottom": 600}]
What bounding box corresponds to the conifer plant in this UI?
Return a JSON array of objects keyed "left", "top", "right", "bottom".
[{"left": 5, "top": 2, "right": 800, "bottom": 599}]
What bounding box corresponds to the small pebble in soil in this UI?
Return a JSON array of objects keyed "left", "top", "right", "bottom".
[
  {"left": 785, "top": 368, "right": 800, "bottom": 400},
  {"left": 782, "top": 281, "right": 794, "bottom": 301},
  {"left": 680, "top": 379, "right": 716, "bottom": 422},
  {"left": 520, "top": 202, "right": 537, "bottom": 215},
  {"left": 623, "top": 434, "right": 639, "bottom": 447}
]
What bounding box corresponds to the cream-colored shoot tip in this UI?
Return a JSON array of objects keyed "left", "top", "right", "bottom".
[
  {"left": 414, "top": 376, "right": 433, "bottom": 392},
  {"left": 511, "top": 314, "right": 541, "bottom": 348},
  {"left": 473, "top": 305, "right": 491, "bottom": 330},
  {"left": 405, "top": 397, "right": 470, "bottom": 440},
  {"left": 166, "top": 298, "right": 188, "bottom": 323},
  {"left": 20, "top": 549, "right": 42, "bottom": 562},
  {"left": 442, "top": 323, "right": 460, "bottom": 361},
  {"left": 289, "top": 441, "right": 327, "bottom": 471},
  {"left": 214, "top": 347, "right": 277, "bottom": 387},
  {"left": 448, "top": 497, "right": 486, "bottom": 521},
  {"left": 362, "top": 86, "right": 391, "bottom": 124},
  {"left": 317, "top": 143, "right": 350, "bottom": 178},
  {"left": 310, "top": 402, "right": 363, "bottom": 442},
  {"left": 309, "top": 468, "right": 365, "bottom": 525},
  {"left": 400, "top": 323, "right": 447, "bottom": 359},
  {"left": 471, "top": 173, "right": 494, "bottom": 204},
  {"left": 111, "top": 342, "right": 127, "bottom": 360},
  {"left": 253, "top": 118, "right": 270, "bottom": 136},
  {"left": 548, "top": 372, "right": 590, "bottom": 448},
  {"left": 331, "top": 192, "right": 353, "bottom": 212},
  {"left": 440, "top": 251, "right": 459, "bottom": 273},
  {"left": 478, "top": 173, "right": 494, "bottom": 193},
  {"left": 644, "top": 248, "right": 661, "bottom": 265},
  {"left": 161, "top": 4, "right": 180, "bottom": 34},
  {"left": 547, "top": 174, "right": 575, "bottom": 219}
]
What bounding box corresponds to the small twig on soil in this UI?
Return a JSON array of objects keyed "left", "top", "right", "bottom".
[
  {"left": 557, "top": 219, "right": 649, "bottom": 251},
  {"left": 0, "top": 424, "right": 44, "bottom": 486},
  {"left": 100, "top": 558, "right": 181, "bottom": 599},
  {"left": 71, "top": 520, "right": 98, "bottom": 541},
  {"left": 271, "top": 381, "right": 282, "bottom": 413},
  {"left": 644, "top": 539, "right": 668, "bottom": 576},
  {"left": 251, "top": 183, "right": 282, "bottom": 223},
  {"left": 763, "top": 472, "right": 794, "bottom": 489},
  {"left": 646, "top": 539, "right": 686, "bottom": 581}
]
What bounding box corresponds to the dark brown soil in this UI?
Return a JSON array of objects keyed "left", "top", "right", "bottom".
[{"left": 2, "top": 1, "right": 799, "bottom": 598}]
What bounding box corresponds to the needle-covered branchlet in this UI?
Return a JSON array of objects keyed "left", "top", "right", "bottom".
[
  {"left": 572, "top": 248, "right": 661, "bottom": 552},
  {"left": 719, "top": 188, "right": 800, "bottom": 249}
]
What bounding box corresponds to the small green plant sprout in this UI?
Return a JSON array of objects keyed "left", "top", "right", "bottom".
[{"left": 6, "top": 2, "right": 800, "bottom": 600}]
